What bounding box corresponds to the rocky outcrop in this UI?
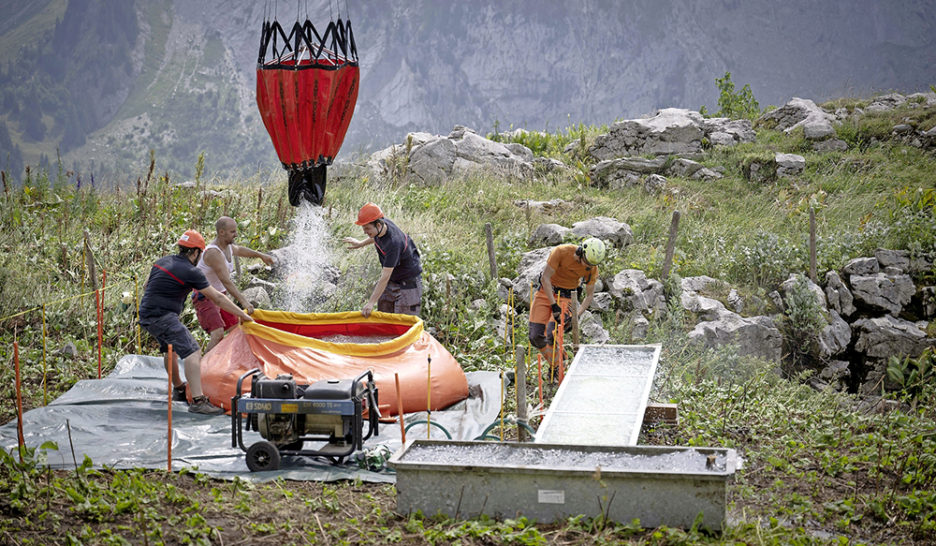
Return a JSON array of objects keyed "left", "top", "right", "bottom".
[
  {"left": 588, "top": 108, "right": 756, "bottom": 161},
  {"left": 368, "top": 126, "right": 535, "bottom": 184}
]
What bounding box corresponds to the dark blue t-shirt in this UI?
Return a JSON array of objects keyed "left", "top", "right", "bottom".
[
  {"left": 373, "top": 218, "right": 422, "bottom": 283},
  {"left": 139, "top": 254, "right": 209, "bottom": 319}
]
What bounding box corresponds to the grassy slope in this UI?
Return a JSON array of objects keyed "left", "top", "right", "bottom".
[{"left": 0, "top": 102, "right": 935, "bottom": 544}]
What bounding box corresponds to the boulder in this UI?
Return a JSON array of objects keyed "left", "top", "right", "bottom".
[
  {"left": 818, "top": 360, "right": 851, "bottom": 386},
  {"left": 666, "top": 158, "right": 704, "bottom": 178},
  {"left": 579, "top": 311, "right": 610, "bottom": 344},
  {"left": 589, "top": 108, "right": 705, "bottom": 159},
  {"left": 590, "top": 291, "right": 614, "bottom": 312},
  {"left": 775, "top": 153, "right": 805, "bottom": 178},
  {"left": 528, "top": 223, "right": 570, "bottom": 247},
  {"left": 824, "top": 270, "right": 856, "bottom": 317},
  {"left": 689, "top": 312, "right": 783, "bottom": 362},
  {"left": 609, "top": 269, "right": 664, "bottom": 314},
  {"left": 874, "top": 248, "right": 910, "bottom": 272},
  {"left": 643, "top": 174, "right": 667, "bottom": 194},
  {"left": 510, "top": 247, "right": 552, "bottom": 306},
  {"left": 679, "top": 275, "right": 734, "bottom": 321},
  {"left": 817, "top": 310, "right": 851, "bottom": 360},
  {"left": 589, "top": 157, "right": 668, "bottom": 188},
  {"left": 631, "top": 314, "right": 650, "bottom": 341},
  {"left": 850, "top": 272, "right": 915, "bottom": 315},
  {"left": 569, "top": 217, "right": 634, "bottom": 247},
  {"left": 853, "top": 315, "right": 933, "bottom": 359},
  {"left": 408, "top": 138, "right": 457, "bottom": 183},
  {"left": 780, "top": 274, "right": 827, "bottom": 309},
  {"left": 843, "top": 257, "right": 879, "bottom": 277},
  {"left": 692, "top": 167, "right": 724, "bottom": 181},
  {"left": 242, "top": 286, "right": 271, "bottom": 309},
  {"left": 700, "top": 117, "right": 757, "bottom": 145},
  {"left": 812, "top": 139, "right": 848, "bottom": 152},
  {"left": 757, "top": 97, "right": 836, "bottom": 140}
]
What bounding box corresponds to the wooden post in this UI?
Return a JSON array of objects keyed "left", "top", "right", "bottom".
[
  {"left": 485, "top": 223, "right": 498, "bottom": 280},
  {"left": 661, "top": 210, "right": 680, "bottom": 279},
  {"left": 515, "top": 345, "right": 528, "bottom": 442},
  {"left": 809, "top": 208, "right": 817, "bottom": 283},
  {"left": 570, "top": 296, "right": 580, "bottom": 350},
  {"left": 83, "top": 230, "right": 97, "bottom": 291},
  {"left": 14, "top": 341, "right": 24, "bottom": 457}
]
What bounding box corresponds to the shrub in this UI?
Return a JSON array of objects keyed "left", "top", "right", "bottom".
[
  {"left": 713, "top": 72, "right": 761, "bottom": 121},
  {"left": 780, "top": 275, "right": 826, "bottom": 372}
]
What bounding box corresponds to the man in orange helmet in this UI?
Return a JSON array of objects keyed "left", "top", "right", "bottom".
[
  {"left": 343, "top": 203, "right": 423, "bottom": 317},
  {"left": 139, "top": 230, "right": 254, "bottom": 415}
]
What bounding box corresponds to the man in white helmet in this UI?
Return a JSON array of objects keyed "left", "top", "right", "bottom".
[{"left": 528, "top": 237, "right": 607, "bottom": 371}]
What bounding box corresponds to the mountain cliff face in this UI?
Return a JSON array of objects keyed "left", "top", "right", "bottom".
[{"left": 0, "top": 0, "right": 934, "bottom": 180}]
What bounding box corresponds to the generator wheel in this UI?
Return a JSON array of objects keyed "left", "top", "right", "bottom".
[{"left": 246, "top": 441, "right": 280, "bottom": 472}]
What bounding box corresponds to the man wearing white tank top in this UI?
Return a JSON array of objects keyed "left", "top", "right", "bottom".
[{"left": 195, "top": 216, "right": 275, "bottom": 351}]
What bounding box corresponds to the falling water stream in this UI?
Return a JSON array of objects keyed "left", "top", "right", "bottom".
[{"left": 273, "top": 203, "right": 334, "bottom": 312}]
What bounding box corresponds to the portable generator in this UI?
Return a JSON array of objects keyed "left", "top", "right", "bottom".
[{"left": 231, "top": 368, "right": 379, "bottom": 471}]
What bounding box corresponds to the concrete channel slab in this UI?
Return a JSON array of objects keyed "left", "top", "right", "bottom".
[{"left": 534, "top": 344, "right": 661, "bottom": 446}]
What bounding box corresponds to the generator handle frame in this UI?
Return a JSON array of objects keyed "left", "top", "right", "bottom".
[{"left": 231, "top": 368, "right": 263, "bottom": 450}]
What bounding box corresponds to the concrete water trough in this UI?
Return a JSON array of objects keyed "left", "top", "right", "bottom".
[{"left": 389, "top": 439, "right": 738, "bottom": 530}]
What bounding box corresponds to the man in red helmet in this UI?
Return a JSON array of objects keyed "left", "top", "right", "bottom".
[
  {"left": 343, "top": 203, "right": 423, "bottom": 317},
  {"left": 139, "top": 230, "right": 254, "bottom": 415}
]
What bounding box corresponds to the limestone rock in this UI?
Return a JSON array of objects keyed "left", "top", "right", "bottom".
[{"left": 850, "top": 272, "right": 915, "bottom": 315}]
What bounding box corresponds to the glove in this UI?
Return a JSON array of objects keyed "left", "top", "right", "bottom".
[{"left": 551, "top": 303, "right": 562, "bottom": 323}]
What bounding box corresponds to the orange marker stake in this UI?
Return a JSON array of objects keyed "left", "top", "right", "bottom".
[
  {"left": 395, "top": 372, "right": 406, "bottom": 445},
  {"left": 41, "top": 304, "right": 48, "bottom": 405},
  {"left": 95, "top": 289, "right": 103, "bottom": 379},
  {"left": 426, "top": 356, "right": 432, "bottom": 439},
  {"left": 167, "top": 343, "right": 173, "bottom": 472},
  {"left": 537, "top": 354, "right": 543, "bottom": 406}
]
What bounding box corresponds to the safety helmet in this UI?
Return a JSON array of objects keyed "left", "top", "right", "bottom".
[
  {"left": 580, "top": 237, "right": 607, "bottom": 265},
  {"left": 355, "top": 202, "right": 384, "bottom": 225},
  {"left": 177, "top": 229, "right": 206, "bottom": 251}
]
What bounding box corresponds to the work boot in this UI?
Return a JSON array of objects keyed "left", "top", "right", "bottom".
[
  {"left": 188, "top": 396, "right": 223, "bottom": 415},
  {"left": 172, "top": 383, "right": 188, "bottom": 402}
]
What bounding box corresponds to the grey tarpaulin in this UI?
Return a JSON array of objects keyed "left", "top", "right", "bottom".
[{"left": 0, "top": 355, "right": 505, "bottom": 482}]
